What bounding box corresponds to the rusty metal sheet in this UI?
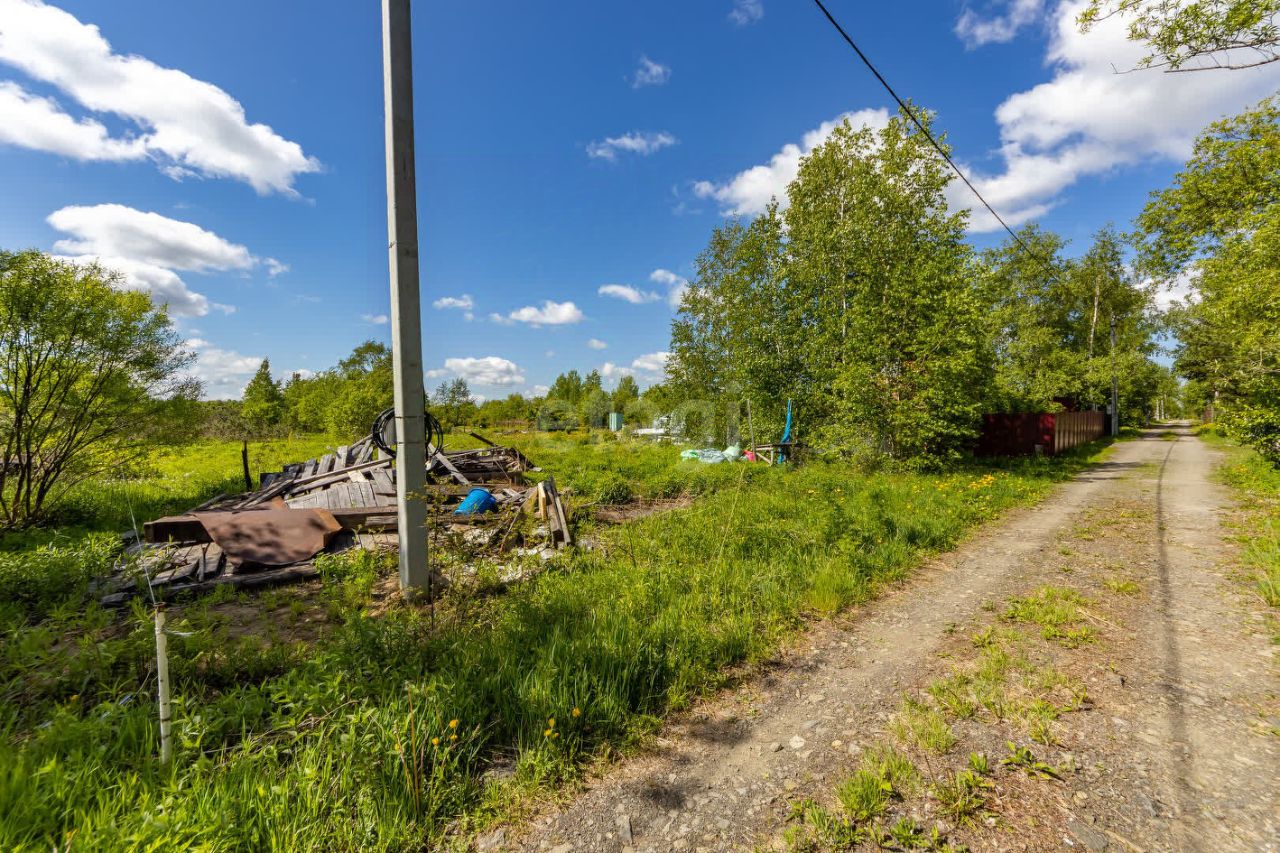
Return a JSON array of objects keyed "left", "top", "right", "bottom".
[{"left": 192, "top": 508, "right": 341, "bottom": 568}]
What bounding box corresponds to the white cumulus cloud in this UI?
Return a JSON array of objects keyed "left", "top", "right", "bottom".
[
  {"left": 587, "top": 338, "right": 608, "bottom": 350},
  {"left": 45, "top": 203, "right": 261, "bottom": 316},
  {"left": 600, "top": 351, "right": 670, "bottom": 383},
  {"left": 0, "top": 80, "right": 145, "bottom": 161},
  {"left": 632, "top": 351, "right": 670, "bottom": 376},
  {"left": 180, "top": 337, "right": 262, "bottom": 400},
  {"left": 48, "top": 203, "right": 253, "bottom": 272},
  {"left": 0, "top": 0, "right": 320, "bottom": 194},
  {"left": 650, "top": 268, "right": 690, "bottom": 308},
  {"left": 729, "top": 0, "right": 764, "bottom": 26},
  {"left": 693, "top": 109, "right": 892, "bottom": 215},
  {"left": 955, "top": 0, "right": 1044, "bottom": 47},
  {"left": 598, "top": 283, "right": 660, "bottom": 304},
  {"left": 632, "top": 55, "right": 671, "bottom": 88},
  {"left": 491, "top": 300, "right": 584, "bottom": 326},
  {"left": 587, "top": 131, "right": 677, "bottom": 161},
  {"left": 441, "top": 356, "right": 526, "bottom": 386},
  {"left": 953, "top": 0, "right": 1280, "bottom": 232},
  {"left": 433, "top": 294, "right": 474, "bottom": 310},
  {"left": 361, "top": 313, "right": 389, "bottom": 325}
]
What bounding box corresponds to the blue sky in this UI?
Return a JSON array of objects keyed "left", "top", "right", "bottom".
[{"left": 1, "top": 0, "right": 1277, "bottom": 399}]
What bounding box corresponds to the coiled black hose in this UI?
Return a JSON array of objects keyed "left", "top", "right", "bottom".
[{"left": 371, "top": 407, "right": 443, "bottom": 457}]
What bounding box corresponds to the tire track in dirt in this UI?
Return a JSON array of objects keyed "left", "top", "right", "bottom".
[
  {"left": 505, "top": 427, "right": 1277, "bottom": 853},
  {"left": 1116, "top": 427, "right": 1280, "bottom": 850}
]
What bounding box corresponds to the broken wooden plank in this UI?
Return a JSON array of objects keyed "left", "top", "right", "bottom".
[
  {"left": 354, "top": 480, "right": 377, "bottom": 508},
  {"left": 370, "top": 468, "right": 395, "bottom": 497},
  {"left": 429, "top": 449, "right": 472, "bottom": 486},
  {"left": 283, "top": 458, "right": 389, "bottom": 493},
  {"left": 145, "top": 505, "right": 406, "bottom": 543},
  {"left": 541, "top": 475, "right": 571, "bottom": 548},
  {"left": 155, "top": 563, "right": 321, "bottom": 601}
]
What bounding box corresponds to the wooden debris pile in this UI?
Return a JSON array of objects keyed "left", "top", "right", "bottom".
[{"left": 102, "top": 433, "right": 570, "bottom": 605}]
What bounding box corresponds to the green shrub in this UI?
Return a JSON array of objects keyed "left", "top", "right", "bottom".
[{"left": 0, "top": 536, "right": 119, "bottom": 620}]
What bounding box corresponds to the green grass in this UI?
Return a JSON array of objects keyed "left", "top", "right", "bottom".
[
  {"left": 1002, "top": 586, "right": 1094, "bottom": 647},
  {"left": 835, "top": 744, "right": 920, "bottom": 823},
  {"left": 1000, "top": 742, "right": 1061, "bottom": 779},
  {"left": 1203, "top": 433, "right": 1280, "bottom": 611},
  {"left": 0, "top": 435, "right": 1114, "bottom": 850},
  {"left": 1103, "top": 577, "right": 1141, "bottom": 596},
  {"left": 1, "top": 435, "right": 337, "bottom": 551},
  {"left": 933, "top": 769, "right": 992, "bottom": 823},
  {"left": 1, "top": 432, "right": 754, "bottom": 553},
  {"left": 891, "top": 698, "right": 957, "bottom": 754}
]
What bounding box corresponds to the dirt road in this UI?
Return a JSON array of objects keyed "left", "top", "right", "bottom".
[{"left": 510, "top": 426, "right": 1279, "bottom": 852}]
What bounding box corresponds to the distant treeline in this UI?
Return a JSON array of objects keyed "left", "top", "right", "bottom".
[{"left": 200, "top": 343, "right": 673, "bottom": 442}]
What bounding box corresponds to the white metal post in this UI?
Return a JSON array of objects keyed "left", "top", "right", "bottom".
[
  {"left": 154, "top": 606, "right": 172, "bottom": 765},
  {"left": 382, "top": 0, "right": 429, "bottom": 592}
]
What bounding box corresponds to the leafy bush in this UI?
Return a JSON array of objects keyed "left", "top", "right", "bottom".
[{"left": 0, "top": 535, "right": 119, "bottom": 621}]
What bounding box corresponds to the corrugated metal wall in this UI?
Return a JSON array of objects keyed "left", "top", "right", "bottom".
[{"left": 978, "top": 411, "right": 1105, "bottom": 457}]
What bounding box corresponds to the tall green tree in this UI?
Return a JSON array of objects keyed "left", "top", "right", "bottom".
[
  {"left": 976, "top": 225, "right": 1084, "bottom": 411},
  {"left": 669, "top": 204, "right": 801, "bottom": 443},
  {"left": 978, "top": 224, "right": 1160, "bottom": 424},
  {"left": 547, "top": 370, "right": 584, "bottom": 405},
  {"left": 1136, "top": 95, "right": 1280, "bottom": 461},
  {"left": 611, "top": 375, "right": 641, "bottom": 416},
  {"left": 241, "top": 359, "right": 284, "bottom": 431},
  {"left": 432, "top": 378, "right": 474, "bottom": 431},
  {"left": 580, "top": 389, "right": 610, "bottom": 429},
  {"left": 785, "top": 108, "right": 990, "bottom": 461},
  {"left": 0, "top": 251, "right": 196, "bottom": 529},
  {"left": 671, "top": 108, "right": 996, "bottom": 460},
  {"left": 329, "top": 342, "right": 393, "bottom": 439}
]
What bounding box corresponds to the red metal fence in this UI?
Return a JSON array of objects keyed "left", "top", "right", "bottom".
[{"left": 977, "top": 411, "right": 1105, "bottom": 457}]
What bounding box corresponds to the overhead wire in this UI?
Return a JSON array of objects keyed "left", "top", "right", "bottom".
[{"left": 808, "top": 0, "right": 1059, "bottom": 276}]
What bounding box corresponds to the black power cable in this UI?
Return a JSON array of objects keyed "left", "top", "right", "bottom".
[
  {"left": 808, "top": 0, "right": 1057, "bottom": 273},
  {"left": 371, "top": 407, "right": 444, "bottom": 457}
]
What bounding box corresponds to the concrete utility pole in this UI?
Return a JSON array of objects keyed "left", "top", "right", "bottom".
[
  {"left": 382, "top": 0, "right": 429, "bottom": 592},
  {"left": 1110, "top": 313, "right": 1119, "bottom": 437}
]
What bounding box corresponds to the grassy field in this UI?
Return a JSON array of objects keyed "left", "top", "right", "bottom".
[
  {"left": 1201, "top": 428, "right": 1280, "bottom": 616},
  {"left": 1, "top": 431, "right": 747, "bottom": 550},
  {"left": 0, "top": 433, "right": 1114, "bottom": 851}
]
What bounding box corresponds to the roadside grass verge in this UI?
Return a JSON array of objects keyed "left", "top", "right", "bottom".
[
  {"left": 1201, "top": 431, "right": 1280, "bottom": 615},
  {"left": 0, "top": 441, "right": 1112, "bottom": 850}
]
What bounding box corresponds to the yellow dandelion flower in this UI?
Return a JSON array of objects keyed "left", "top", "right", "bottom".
[
  {"left": 450, "top": 734, "right": 458, "bottom": 741},
  {"left": 543, "top": 728, "right": 552, "bottom": 738},
  {"left": 431, "top": 737, "right": 440, "bottom": 746},
  {"left": 547, "top": 717, "right": 556, "bottom": 727},
  {"left": 571, "top": 707, "right": 581, "bottom": 718},
  {"left": 449, "top": 719, "right": 459, "bottom": 729}
]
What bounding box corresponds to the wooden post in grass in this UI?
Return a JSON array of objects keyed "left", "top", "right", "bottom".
[
  {"left": 241, "top": 440, "right": 252, "bottom": 492},
  {"left": 382, "top": 0, "right": 430, "bottom": 593},
  {"left": 154, "top": 606, "right": 172, "bottom": 765}
]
